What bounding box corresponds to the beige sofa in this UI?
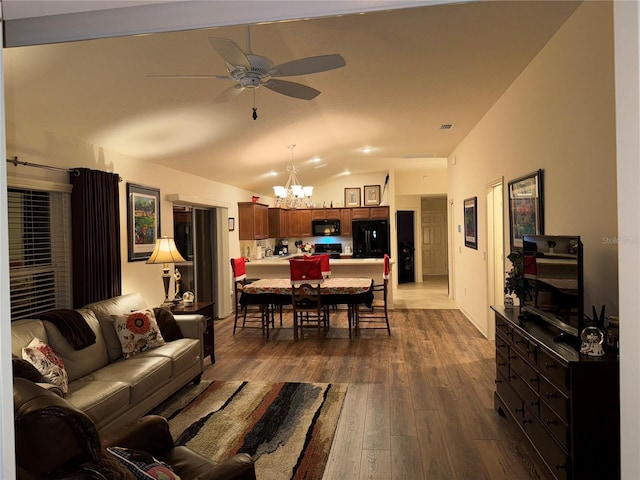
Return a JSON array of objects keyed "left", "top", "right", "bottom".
[{"left": 11, "top": 293, "right": 205, "bottom": 434}]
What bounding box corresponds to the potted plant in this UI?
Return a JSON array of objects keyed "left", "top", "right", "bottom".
[{"left": 504, "top": 250, "right": 533, "bottom": 311}]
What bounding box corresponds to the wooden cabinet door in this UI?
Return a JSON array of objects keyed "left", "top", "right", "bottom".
[
  {"left": 238, "top": 202, "right": 269, "bottom": 240},
  {"left": 340, "top": 208, "right": 352, "bottom": 235},
  {"left": 325, "top": 209, "right": 340, "bottom": 220},
  {"left": 311, "top": 209, "right": 327, "bottom": 220},
  {"left": 370, "top": 206, "right": 390, "bottom": 219},
  {"left": 298, "top": 209, "right": 312, "bottom": 236},
  {"left": 269, "top": 208, "right": 289, "bottom": 238},
  {"left": 351, "top": 207, "right": 370, "bottom": 219}
]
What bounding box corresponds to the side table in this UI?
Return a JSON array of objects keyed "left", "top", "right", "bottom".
[{"left": 170, "top": 301, "right": 215, "bottom": 364}]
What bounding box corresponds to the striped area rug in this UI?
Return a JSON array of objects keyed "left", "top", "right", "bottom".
[{"left": 158, "top": 381, "right": 347, "bottom": 480}]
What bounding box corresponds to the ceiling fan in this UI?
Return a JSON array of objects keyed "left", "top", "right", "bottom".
[{"left": 148, "top": 26, "right": 346, "bottom": 119}]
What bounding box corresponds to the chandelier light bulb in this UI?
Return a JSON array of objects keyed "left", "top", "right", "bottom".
[{"left": 272, "top": 144, "right": 314, "bottom": 209}]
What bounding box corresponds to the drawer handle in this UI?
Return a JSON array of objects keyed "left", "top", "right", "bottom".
[
  {"left": 555, "top": 464, "right": 568, "bottom": 471},
  {"left": 515, "top": 407, "right": 524, "bottom": 413},
  {"left": 508, "top": 355, "right": 517, "bottom": 360},
  {"left": 498, "top": 362, "right": 506, "bottom": 367},
  {"left": 545, "top": 392, "right": 558, "bottom": 399},
  {"left": 509, "top": 375, "right": 517, "bottom": 380},
  {"left": 515, "top": 339, "right": 526, "bottom": 345},
  {"left": 544, "top": 362, "right": 557, "bottom": 369},
  {"left": 529, "top": 377, "right": 540, "bottom": 383},
  {"left": 523, "top": 418, "right": 532, "bottom": 424},
  {"left": 546, "top": 419, "right": 558, "bottom": 426},
  {"left": 497, "top": 344, "right": 507, "bottom": 349},
  {"left": 494, "top": 379, "right": 502, "bottom": 384},
  {"left": 526, "top": 348, "right": 536, "bottom": 354},
  {"left": 529, "top": 400, "right": 539, "bottom": 407}
]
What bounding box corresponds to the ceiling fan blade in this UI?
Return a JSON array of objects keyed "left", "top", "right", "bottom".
[
  {"left": 146, "top": 74, "right": 231, "bottom": 80},
  {"left": 213, "top": 84, "right": 244, "bottom": 104},
  {"left": 264, "top": 79, "right": 320, "bottom": 100},
  {"left": 269, "top": 54, "right": 345, "bottom": 77},
  {"left": 208, "top": 37, "right": 250, "bottom": 69}
]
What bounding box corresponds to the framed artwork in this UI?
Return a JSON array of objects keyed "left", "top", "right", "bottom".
[
  {"left": 508, "top": 169, "right": 544, "bottom": 251},
  {"left": 344, "top": 187, "right": 361, "bottom": 207},
  {"left": 464, "top": 197, "right": 478, "bottom": 249},
  {"left": 364, "top": 185, "right": 381, "bottom": 206},
  {"left": 228, "top": 217, "right": 235, "bottom": 232},
  {"left": 127, "top": 183, "right": 161, "bottom": 262}
]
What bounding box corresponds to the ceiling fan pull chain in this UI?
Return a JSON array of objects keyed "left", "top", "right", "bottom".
[{"left": 252, "top": 88, "right": 258, "bottom": 120}]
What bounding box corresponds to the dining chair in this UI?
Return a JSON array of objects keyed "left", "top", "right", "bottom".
[
  {"left": 289, "top": 257, "right": 327, "bottom": 340},
  {"left": 231, "top": 257, "right": 272, "bottom": 335},
  {"left": 356, "top": 254, "right": 391, "bottom": 335}
]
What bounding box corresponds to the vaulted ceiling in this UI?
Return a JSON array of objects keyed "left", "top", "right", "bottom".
[{"left": 2, "top": 1, "right": 580, "bottom": 196}]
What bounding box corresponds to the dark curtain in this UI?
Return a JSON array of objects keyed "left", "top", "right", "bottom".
[{"left": 70, "top": 168, "right": 122, "bottom": 308}]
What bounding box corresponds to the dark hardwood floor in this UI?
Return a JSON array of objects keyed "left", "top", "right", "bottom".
[{"left": 203, "top": 308, "right": 553, "bottom": 480}]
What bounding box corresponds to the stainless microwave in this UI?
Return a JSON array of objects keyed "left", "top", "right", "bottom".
[{"left": 312, "top": 219, "right": 341, "bottom": 236}]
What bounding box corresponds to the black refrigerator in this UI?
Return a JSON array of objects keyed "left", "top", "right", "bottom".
[{"left": 352, "top": 219, "right": 390, "bottom": 258}]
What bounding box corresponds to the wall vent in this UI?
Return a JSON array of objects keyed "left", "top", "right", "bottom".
[{"left": 440, "top": 124, "right": 454, "bottom": 130}]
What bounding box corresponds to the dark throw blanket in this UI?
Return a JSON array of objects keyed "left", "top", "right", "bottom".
[{"left": 36, "top": 309, "right": 96, "bottom": 350}]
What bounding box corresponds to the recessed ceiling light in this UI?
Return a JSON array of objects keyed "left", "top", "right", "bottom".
[
  {"left": 361, "top": 147, "right": 372, "bottom": 153},
  {"left": 311, "top": 156, "right": 322, "bottom": 162},
  {"left": 314, "top": 163, "right": 327, "bottom": 169}
]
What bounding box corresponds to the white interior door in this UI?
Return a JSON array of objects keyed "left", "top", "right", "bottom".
[{"left": 422, "top": 211, "right": 448, "bottom": 276}]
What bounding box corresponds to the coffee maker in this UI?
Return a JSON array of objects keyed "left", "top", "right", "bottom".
[{"left": 274, "top": 239, "right": 289, "bottom": 255}]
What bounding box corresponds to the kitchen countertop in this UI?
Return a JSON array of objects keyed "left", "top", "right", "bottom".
[{"left": 247, "top": 254, "right": 391, "bottom": 266}]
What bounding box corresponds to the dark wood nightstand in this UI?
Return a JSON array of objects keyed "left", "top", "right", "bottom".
[{"left": 170, "top": 301, "right": 215, "bottom": 364}]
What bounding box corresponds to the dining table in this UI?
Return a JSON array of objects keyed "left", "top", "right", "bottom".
[{"left": 239, "top": 277, "right": 374, "bottom": 339}]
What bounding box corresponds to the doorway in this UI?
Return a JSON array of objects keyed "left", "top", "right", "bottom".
[
  {"left": 396, "top": 210, "right": 415, "bottom": 283},
  {"left": 173, "top": 205, "right": 218, "bottom": 315},
  {"left": 486, "top": 179, "right": 504, "bottom": 340}
]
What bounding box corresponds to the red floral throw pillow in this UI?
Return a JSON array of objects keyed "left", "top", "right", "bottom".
[
  {"left": 22, "top": 337, "right": 69, "bottom": 395},
  {"left": 113, "top": 308, "right": 166, "bottom": 360}
]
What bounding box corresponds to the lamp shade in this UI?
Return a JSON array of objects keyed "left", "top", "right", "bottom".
[{"left": 146, "top": 237, "right": 186, "bottom": 265}]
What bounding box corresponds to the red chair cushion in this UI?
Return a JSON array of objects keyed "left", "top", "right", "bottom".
[
  {"left": 231, "top": 257, "right": 247, "bottom": 281},
  {"left": 289, "top": 257, "right": 323, "bottom": 283}
]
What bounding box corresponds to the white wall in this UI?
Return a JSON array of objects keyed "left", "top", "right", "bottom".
[
  {"left": 448, "top": 2, "right": 618, "bottom": 336},
  {"left": 5, "top": 134, "right": 261, "bottom": 308}
]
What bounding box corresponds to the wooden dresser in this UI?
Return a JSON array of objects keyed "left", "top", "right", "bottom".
[{"left": 492, "top": 306, "right": 619, "bottom": 480}]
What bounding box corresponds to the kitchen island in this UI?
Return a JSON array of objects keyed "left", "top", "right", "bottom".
[{"left": 245, "top": 255, "right": 394, "bottom": 308}]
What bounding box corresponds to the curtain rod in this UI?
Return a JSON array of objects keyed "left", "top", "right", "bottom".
[{"left": 6, "top": 156, "right": 122, "bottom": 181}]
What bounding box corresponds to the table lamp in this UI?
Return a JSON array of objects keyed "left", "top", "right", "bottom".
[{"left": 146, "top": 237, "right": 186, "bottom": 304}]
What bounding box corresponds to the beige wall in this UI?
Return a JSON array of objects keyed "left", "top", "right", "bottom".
[{"left": 448, "top": 2, "right": 617, "bottom": 335}]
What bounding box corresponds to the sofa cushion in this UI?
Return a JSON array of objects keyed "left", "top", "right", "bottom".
[
  {"left": 113, "top": 309, "right": 166, "bottom": 360},
  {"left": 22, "top": 338, "right": 69, "bottom": 395},
  {"left": 84, "top": 293, "right": 147, "bottom": 362},
  {"left": 132, "top": 339, "right": 200, "bottom": 377},
  {"left": 81, "top": 356, "right": 172, "bottom": 405},
  {"left": 11, "top": 319, "right": 48, "bottom": 357},
  {"left": 65, "top": 380, "right": 130, "bottom": 428},
  {"left": 43, "top": 309, "right": 110, "bottom": 382}
]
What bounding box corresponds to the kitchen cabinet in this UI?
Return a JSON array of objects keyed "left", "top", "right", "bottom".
[
  {"left": 370, "top": 206, "right": 390, "bottom": 219},
  {"left": 493, "top": 306, "right": 619, "bottom": 480},
  {"left": 269, "top": 207, "right": 289, "bottom": 238},
  {"left": 340, "top": 208, "right": 352, "bottom": 235},
  {"left": 312, "top": 209, "right": 327, "bottom": 220},
  {"left": 351, "top": 207, "right": 371, "bottom": 219},
  {"left": 238, "top": 202, "right": 269, "bottom": 240},
  {"left": 288, "top": 209, "right": 312, "bottom": 237}
]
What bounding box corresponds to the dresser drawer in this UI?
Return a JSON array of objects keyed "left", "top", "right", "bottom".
[
  {"left": 538, "top": 349, "right": 569, "bottom": 395},
  {"left": 510, "top": 371, "right": 539, "bottom": 416},
  {"left": 496, "top": 372, "right": 524, "bottom": 422},
  {"left": 496, "top": 348, "right": 509, "bottom": 380},
  {"left": 524, "top": 407, "right": 570, "bottom": 480},
  {"left": 540, "top": 402, "right": 570, "bottom": 451},
  {"left": 512, "top": 329, "right": 538, "bottom": 364},
  {"left": 540, "top": 377, "right": 570, "bottom": 423},
  {"left": 496, "top": 316, "right": 513, "bottom": 337}
]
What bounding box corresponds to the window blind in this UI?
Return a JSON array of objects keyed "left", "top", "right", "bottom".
[{"left": 8, "top": 188, "right": 72, "bottom": 320}]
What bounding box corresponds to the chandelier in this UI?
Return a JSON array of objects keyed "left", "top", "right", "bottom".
[{"left": 273, "top": 144, "right": 314, "bottom": 209}]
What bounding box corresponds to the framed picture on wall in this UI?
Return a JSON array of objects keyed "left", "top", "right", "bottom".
[
  {"left": 344, "top": 187, "right": 361, "bottom": 207},
  {"left": 508, "top": 169, "right": 544, "bottom": 251},
  {"left": 127, "top": 183, "right": 161, "bottom": 262},
  {"left": 464, "top": 197, "right": 478, "bottom": 249},
  {"left": 364, "top": 185, "right": 381, "bottom": 206}
]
